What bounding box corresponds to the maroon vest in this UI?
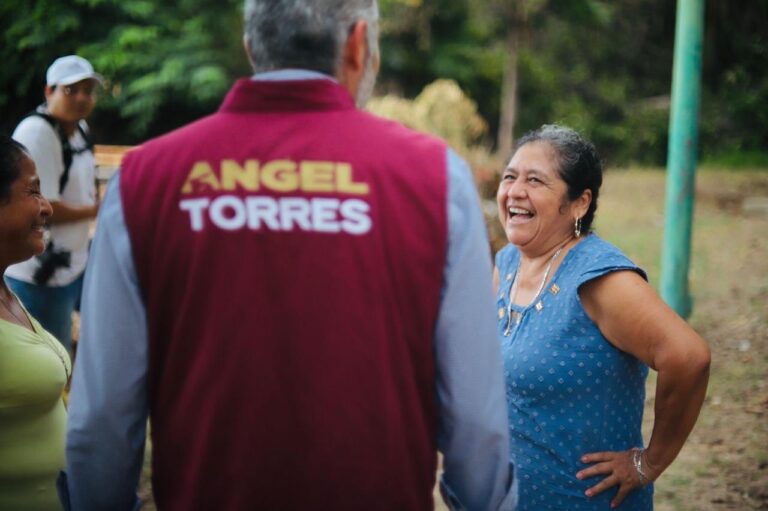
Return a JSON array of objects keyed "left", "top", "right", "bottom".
[{"left": 120, "top": 78, "right": 448, "bottom": 510}]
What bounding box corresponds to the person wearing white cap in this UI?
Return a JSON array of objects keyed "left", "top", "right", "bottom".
[{"left": 5, "top": 55, "right": 103, "bottom": 352}]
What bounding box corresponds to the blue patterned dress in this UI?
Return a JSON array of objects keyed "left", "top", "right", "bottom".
[{"left": 495, "top": 234, "right": 653, "bottom": 510}]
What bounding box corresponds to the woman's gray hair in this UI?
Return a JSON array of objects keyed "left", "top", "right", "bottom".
[
  {"left": 514, "top": 124, "right": 603, "bottom": 233},
  {"left": 244, "top": 0, "right": 379, "bottom": 75}
]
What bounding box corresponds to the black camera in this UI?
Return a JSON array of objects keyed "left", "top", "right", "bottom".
[{"left": 33, "top": 241, "right": 71, "bottom": 285}]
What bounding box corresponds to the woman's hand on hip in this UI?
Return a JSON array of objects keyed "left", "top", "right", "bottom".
[{"left": 576, "top": 449, "right": 654, "bottom": 508}]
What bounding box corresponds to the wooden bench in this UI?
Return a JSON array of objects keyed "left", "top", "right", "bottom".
[{"left": 94, "top": 144, "right": 134, "bottom": 181}]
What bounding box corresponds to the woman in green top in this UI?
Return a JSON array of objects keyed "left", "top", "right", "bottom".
[{"left": 0, "top": 135, "right": 70, "bottom": 510}]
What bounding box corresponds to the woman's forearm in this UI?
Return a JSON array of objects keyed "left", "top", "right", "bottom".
[
  {"left": 644, "top": 346, "right": 710, "bottom": 477},
  {"left": 49, "top": 200, "right": 99, "bottom": 224}
]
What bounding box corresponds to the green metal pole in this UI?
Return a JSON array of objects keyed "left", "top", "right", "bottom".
[{"left": 661, "top": 0, "right": 705, "bottom": 318}]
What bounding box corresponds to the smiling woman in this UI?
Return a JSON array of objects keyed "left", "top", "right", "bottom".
[
  {"left": 0, "top": 143, "right": 51, "bottom": 262},
  {"left": 0, "top": 135, "right": 71, "bottom": 511},
  {"left": 492, "top": 124, "right": 711, "bottom": 510}
]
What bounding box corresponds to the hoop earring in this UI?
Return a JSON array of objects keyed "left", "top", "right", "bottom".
[{"left": 574, "top": 217, "right": 582, "bottom": 238}]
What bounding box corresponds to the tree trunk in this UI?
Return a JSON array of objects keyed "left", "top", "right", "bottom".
[{"left": 497, "top": 29, "right": 520, "bottom": 159}]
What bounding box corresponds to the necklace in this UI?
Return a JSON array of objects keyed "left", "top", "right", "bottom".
[
  {"left": 0, "top": 291, "right": 30, "bottom": 327},
  {"left": 0, "top": 289, "right": 71, "bottom": 378},
  {"left": 504, "top": 238, "right": 571, "bottom": 336}
]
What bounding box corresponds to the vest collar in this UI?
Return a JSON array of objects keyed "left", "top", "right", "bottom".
[{"left": 219, "top": 78, "right": 356, "bottom": 114}]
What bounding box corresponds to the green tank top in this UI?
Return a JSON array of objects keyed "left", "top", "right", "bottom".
[{"left": 0, "top": 308, "right": 71, "bottom": 511}]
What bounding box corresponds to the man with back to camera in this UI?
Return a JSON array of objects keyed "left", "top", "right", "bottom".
[
  {"left": 63, "top": 1, "right": 517, "bottom": 510},
  {"left": 6, "top": 55, "right": 101, "bottom": 352}
]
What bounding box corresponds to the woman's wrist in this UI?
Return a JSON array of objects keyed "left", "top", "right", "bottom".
[
  {"left": 633, "top": 447, "right": 663, "bottom": 484},
  {"left": 642, "top": 448, "right": 664, "bottom": 479},
  {"left": 630, "top": 448, "right": 651, "bottom": 485}
]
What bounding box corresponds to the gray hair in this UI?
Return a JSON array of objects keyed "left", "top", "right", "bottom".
[
  {"left": 514, "top": 124, "right": 603, "bottom": 232},
  {"left": 244, "top": 0, "right": 379, "bottom": 75}
]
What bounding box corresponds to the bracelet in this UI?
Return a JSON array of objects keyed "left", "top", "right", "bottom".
[{"left": 631, "top": 448, "right": 651, "bottom": 485}]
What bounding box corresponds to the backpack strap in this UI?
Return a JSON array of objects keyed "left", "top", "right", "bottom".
[
  {"left": 69, "top": 122, "right": 94, "bottom": 192},
  {"left": 26, "top": 109, "right": 93, "bottom": 194}
]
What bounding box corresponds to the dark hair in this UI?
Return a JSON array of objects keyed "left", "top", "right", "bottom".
[
  {"left": 0, "top": 135, "right": 28, "bottom": 203},
  {"left": 514, "top": 124, "right": 602, "bottom": 232}
]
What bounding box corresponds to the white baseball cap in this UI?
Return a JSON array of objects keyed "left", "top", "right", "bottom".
[{"left": 46, "top": 55, "right": 104, "bottom": 87}]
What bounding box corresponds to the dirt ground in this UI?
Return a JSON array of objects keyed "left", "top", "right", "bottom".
[{"left": 132, "top": 168, "right": 767, "bottom": 510}]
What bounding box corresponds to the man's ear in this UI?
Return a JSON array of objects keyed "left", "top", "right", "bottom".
[
  {"left": 342, "top": 20, "right": 368, "bottom": 74},
  {"left": 243, "top": 35, "right": 256, "bottom": 70},
  {"left": 337, "top": 20, "right": 369, "bottom": 97},
  {"left": 44, "top": 85, "right": 55, "bottom": 102}
]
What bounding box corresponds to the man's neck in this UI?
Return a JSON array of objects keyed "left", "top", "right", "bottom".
[
  {"left": 58, "top": 120, "right": 78, "bottom": 136},
  {"left": 42, "top": 105, "right": 79, "bottom": 136}
]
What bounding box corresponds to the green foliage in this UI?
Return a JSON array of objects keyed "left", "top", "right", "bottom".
[
  {"left": 1, "top": 0, "right": 765, "bottom": 163},
  {"left": 379, "top": 0, "right": 767, "bottom": 166},
  {"left": 378, "top": 0, "right": 504, "bottom": 128},
  {"left": 0, "top": 0, "right": 249, "bottom": 143},
  {"left": 79, "top": 0, "right": 248, "bottom": 141},
  {"left": 701, "top": 150, "right": 768, "bottom": 169},
  {"left": 508, "top": 2, "right": 679, "bottom": 165},
  {"left": 0, "top": 0, "right": 117, "bottom": 133},
  {"left": 698, "top": 2, "right": 768, "bottom": 164}
]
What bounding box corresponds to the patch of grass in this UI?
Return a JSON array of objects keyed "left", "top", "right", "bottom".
[{"left": 701, "top": 150, "right": 768, "bottom": 170}]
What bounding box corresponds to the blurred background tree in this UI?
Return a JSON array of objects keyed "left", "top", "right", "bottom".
[
  {"left": 0, "top": 0, "right": 248, "bottom": 142},
  {"left": 1, "top": 0, "right": 766, "bottom": 167}
]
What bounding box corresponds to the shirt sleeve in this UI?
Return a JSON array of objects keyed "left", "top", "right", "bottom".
[
  {"left": 63, "top": 172, "right": 147, "bottom": 511},
  {"left": 435, "top": 149, "right": 517, "bottom": 511},
  {"left": 13, "top": 117, "right": 63, "bottom": 201}
]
